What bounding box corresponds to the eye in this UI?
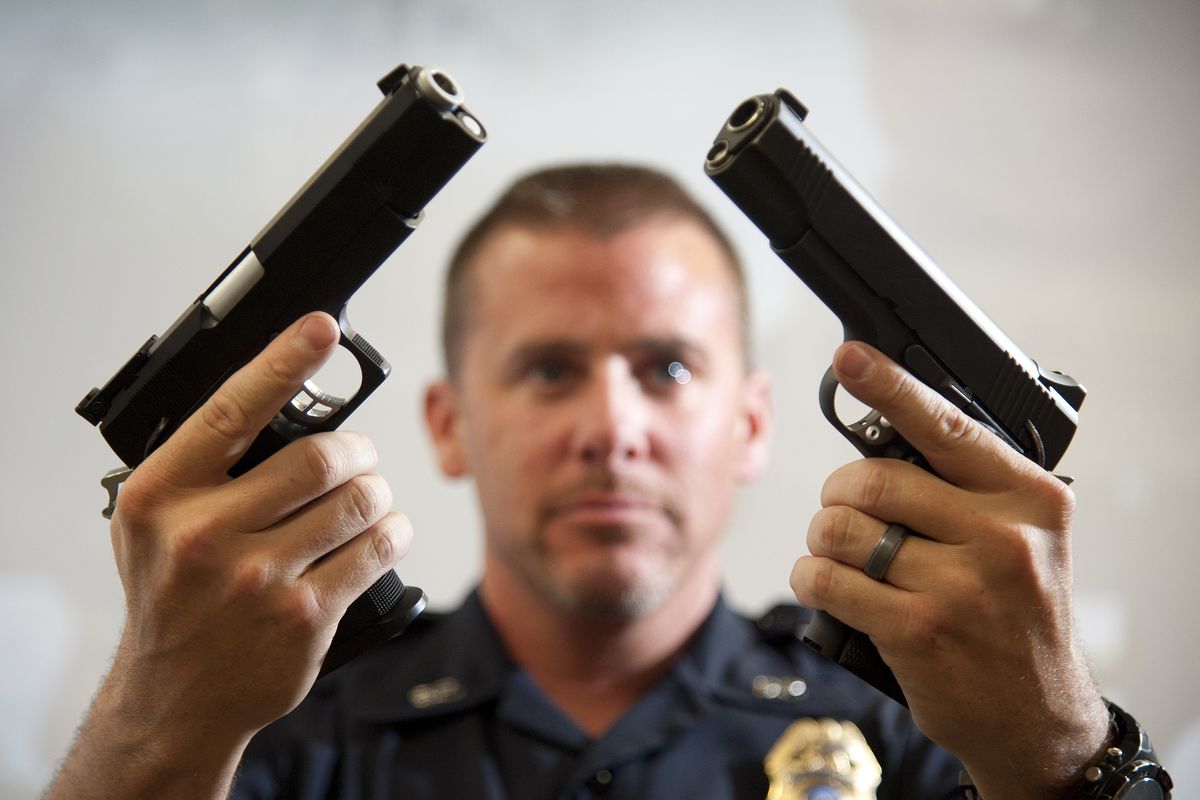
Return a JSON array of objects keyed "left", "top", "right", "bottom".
[
  {"left": 666, "top": 360, "right": 691, "bottom": 385},
  {"left": 641, "top": 358, "right": 692, "bottom": 391},
  {"left": 530, "top": 360, "right": 569, "bottom": 382},
  {"left": 521, "top": 358, "right": 585, "bottom": 395}
]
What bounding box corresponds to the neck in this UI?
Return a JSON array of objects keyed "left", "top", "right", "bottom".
[{"left": 479, "top": 557, "right": 720, "bottom": 739}]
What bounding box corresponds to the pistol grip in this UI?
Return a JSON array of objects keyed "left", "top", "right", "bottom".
[
  {"left": 320, "top": 571, "right": 427, "bottom": 676},
  {"left": 802, "top": 610, "right": 907, "bottom": 706},
  {"left": 233, "top": 309, "right": 422, "bottom": 674},
  {"left": 810, "top": 366, "right": 923, "bottom": 704}
]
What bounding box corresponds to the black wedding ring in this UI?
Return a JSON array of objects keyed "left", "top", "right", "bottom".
[{"left": 864, "top": 523, "right": 908, "bottom": 581}]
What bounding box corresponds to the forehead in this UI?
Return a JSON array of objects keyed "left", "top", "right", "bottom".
[{"left": 462, "top": 219, "right": 743, "bottom": 354}]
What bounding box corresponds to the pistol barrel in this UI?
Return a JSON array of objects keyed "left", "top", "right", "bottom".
[{"left": 706, "top": 90, "right": 1083, "bottom": 470}]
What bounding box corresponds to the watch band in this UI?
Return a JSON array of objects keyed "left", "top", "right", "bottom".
[{"left": 1072, "top": 700, "right": 1173, "bottom": 799}]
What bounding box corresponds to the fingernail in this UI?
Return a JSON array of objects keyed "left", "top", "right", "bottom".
[
  {"left": 837, "top": 343, "right": 876, "bottom": 380},
  {"left": 297, "top": 314, "right": 337, "bottom": 350}
]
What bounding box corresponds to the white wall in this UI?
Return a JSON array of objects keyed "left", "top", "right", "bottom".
[{"left": 2, "top": 0, "right": 1196, "bottom": 795}]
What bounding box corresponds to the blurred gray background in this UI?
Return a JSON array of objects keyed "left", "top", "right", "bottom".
[{"left": 2, "top": 0, "right": 1197, "bottom": 795}]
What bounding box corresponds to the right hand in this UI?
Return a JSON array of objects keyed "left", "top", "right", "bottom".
[{"left": 107, "top": 311, "right": 412, "bottom": 743}]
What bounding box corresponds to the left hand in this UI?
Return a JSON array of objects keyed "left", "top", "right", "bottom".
[{"left": 789, "top": 341, "right": 1109, "bottom": 799}]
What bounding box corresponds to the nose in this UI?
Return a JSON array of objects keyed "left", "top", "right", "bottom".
[{"left": 574, "top": 357, "right": 651, "bottom": 467}]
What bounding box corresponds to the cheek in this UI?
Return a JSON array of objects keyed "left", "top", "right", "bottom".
[
  {"left": 466, "top": 405, "right": 561, "bottom": 506},
  {"left": 663, "top": 403, "right": 745, "bottom": 496}
]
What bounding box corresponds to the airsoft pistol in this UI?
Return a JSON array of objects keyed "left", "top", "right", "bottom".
[
  {"left": 705, "top": 89, "right": 1085, "bottom": 705},
  {"left": 76, "top": 64, "right": 486, "bottom": 676}
]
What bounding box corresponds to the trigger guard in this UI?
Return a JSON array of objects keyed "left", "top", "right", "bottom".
[
  {"left": 281, "top": 327, "right": 358, "bottom": 424},
  {"left": 280, "top": 307, "right": 390, "bottom": 429},
  {"left": 819, "top": 366, "right": 897, "bottom": 458}
]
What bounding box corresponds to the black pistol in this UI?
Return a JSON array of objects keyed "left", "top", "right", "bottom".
[
  {"left": 76, "top": 64, "right": 487, "bottom": 676},
  {"left": 704, "top": 90, "right": 1085, "bottom": 705}
]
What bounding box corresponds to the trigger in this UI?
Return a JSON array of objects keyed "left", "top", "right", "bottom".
[
  {"left": 847, "top": 410, "right": 897, "bottom": 446},
  {"left": 286, "top": 380, "right": 349, "bottom": 420}
]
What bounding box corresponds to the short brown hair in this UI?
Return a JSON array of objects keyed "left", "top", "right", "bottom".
[{"left": 441, "top": 163, "right": 750, "bottom": 377}]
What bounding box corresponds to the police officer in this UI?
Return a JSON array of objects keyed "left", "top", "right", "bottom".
[{"left": 46, "top": 166, "right": 1168, "bottom": 799}]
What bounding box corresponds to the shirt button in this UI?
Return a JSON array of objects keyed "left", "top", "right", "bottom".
[{"left": 594, "top": 769, "right": 612, "bottom": 785}]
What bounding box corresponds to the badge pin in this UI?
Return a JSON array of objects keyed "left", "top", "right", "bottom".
[
  {"left": 764, "top": 718, "right": 882, "bottom": 800},
  {"left": 752, "top": 674, "right": 808, "bottom": 701},
  {"left": 407, "top": 677, "right": 467, "bottom": 709}
]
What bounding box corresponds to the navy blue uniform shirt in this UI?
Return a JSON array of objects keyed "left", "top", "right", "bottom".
[{"left": 233, "top": 592, "right": 961, "bottom": 799}]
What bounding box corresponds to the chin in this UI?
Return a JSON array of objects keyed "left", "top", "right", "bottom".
[{"left": 535, "top": 564, "right": 679, "bottom": 621}]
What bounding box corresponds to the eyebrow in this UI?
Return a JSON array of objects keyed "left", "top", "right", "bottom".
[
  {"left": 627, "top": 337, "right": 709, "bottom": 368},
  {"left": 500, "top": 337, "right": 709, "bottom": 378},
  {"left": 499, "top": 340, "right": 588, "bottom": 382}
]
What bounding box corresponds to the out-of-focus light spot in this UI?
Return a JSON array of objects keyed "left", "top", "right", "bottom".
[{"left": 668, "top": 361, "right": 691, "bottom": 384}]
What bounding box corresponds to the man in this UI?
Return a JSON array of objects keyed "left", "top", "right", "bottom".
[{"left": 47, "top": 165, "right": 1146, "bottom": 799}]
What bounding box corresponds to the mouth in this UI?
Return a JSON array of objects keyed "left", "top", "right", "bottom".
[{"left": 547, "top": 493, "right": 668, "bottom": 528}]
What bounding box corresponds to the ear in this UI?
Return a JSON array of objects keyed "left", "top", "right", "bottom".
[
  {"left": 423, "top": 379, "right": 470, "bottom": 478},
  {"left": 734, "top": 369, "right": 774, "bottom": 483}
]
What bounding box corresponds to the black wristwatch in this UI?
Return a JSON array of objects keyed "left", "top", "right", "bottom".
[
  {"left": 958, "top": 700, "right": 1172, "bottom": 800},
  {"left": 1072, "top": 700, "right": 1173, "bottom": 799}
]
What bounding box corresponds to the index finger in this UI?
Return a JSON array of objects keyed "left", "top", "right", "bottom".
[
  {"left": 832, "top": 341, "right": 1043, "bottom": 491},
  {"left": 146, "top": 312, "right": 341, "bottom": 486}
]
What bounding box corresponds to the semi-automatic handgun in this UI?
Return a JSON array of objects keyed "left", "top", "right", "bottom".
[
  {"left": 705, "top": 89, "right": 1085, "bottom": 705},
  {"left": 76, "top": 64, "right": 486, "bottom": 675}
]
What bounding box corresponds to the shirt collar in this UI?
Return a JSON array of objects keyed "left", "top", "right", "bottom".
[
  {"left": 339, "top": 589, "right": 514, "bottom": 724},
  {"left": 338, "top": 588, "right": 795, "bottom": 728}
]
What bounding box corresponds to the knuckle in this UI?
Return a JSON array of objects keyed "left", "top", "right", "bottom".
[
  {"left": 902, "top": 601, "right": 951, "bottom": 646},
  {"left": 281, "top": 585, "right": 326, "bottom": 630},
  {"left": 884, "top": 371, "right": 920, "bottom": 409},
  {"left": 345, "top": 476, "right": 388, "bottom": 529},
  {"left": 199, "top": 389, "right": 252, "bottom": 441},
  {"left": 300, "top": 433, "right": 379, "bottom": 491},
  {"left": 930, "top": 406, "right": 982, "bottom": 451},
  {"left": 302, "top": 436, "right": 345, "bottom": 489},
  {"left": 113, "top": 469, "right": 162, "bottom": 523},
  {"left": 369, "top": 523, "right": 397, "bottom": 568},
  {"left": 1030, "top": 473, "right": 1077, "bottom": 530},
  {"left": 261, "top": 350, "right": 301, "bottom": 388},
  {"left": 853, "top": 464, "right": 894, "bottom": 513},
  {"left": 877, "top": 370, "right": 935, "bottom": 427},
  {"left": 801, "top": 558, "right": 837, "bottom": 606},
  {"left": 808, "top": 507, "right": 853, "bottom": 558},
  {"left": 164, "top": 504, "right": 241, "bottom": 568},
  {"left": 167, "top": 520, "right": 223, "bottom": 574},
  {"left": 231, "top": 558, "right": 274, "bottom": 599},
  {"left": 368, "top": 512, "right": 414, "bottom": 569},
  {"left": 989, "top": 527, "right": 1042, "bottom": 583}
]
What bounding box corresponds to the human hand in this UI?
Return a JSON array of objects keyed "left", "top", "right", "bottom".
[
  {"left": 107, "top": 311, "right": 412, "bottom": 742},
  {"left": 790, "top": 341, "right": 1109, "bottom": 799}
]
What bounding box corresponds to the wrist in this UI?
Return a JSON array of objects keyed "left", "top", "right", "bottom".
[
  {"left": 102, "top": 665, "right": 254, "bottom": 765},
  {"left": 46, "top": 660, "right": 253, "bottom": 800},
  {"left": 961, "top": 700, "right": 1173, "bottom": 800},
  {"left": 959, "top": 692, "right": 1111, "bottom": 800}
]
